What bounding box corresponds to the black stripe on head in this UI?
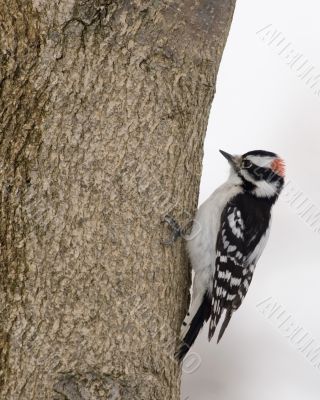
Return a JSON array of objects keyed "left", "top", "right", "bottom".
[
  {"left": 247, "top": 164, "right": 280, "bottom": 182},
  {"left": 242, "top": 150, "right": 278, "bottom": 158},
  {"left": 238, "top": 174, "right": 256, "bottom": 191},
  {"left": 239, "top": 164, "right": 285, "bottom": 199}
]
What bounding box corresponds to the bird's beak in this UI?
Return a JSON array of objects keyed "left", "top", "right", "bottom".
[{"left": 219, "top": 150, "right": 239, "bottom": 170}]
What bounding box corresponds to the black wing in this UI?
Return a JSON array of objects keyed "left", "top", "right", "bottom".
[{"left": 208, "top": 193, "right": 271, "bottom": 342}]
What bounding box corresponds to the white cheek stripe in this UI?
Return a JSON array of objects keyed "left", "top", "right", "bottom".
[
  {"left": 241, "top": 170, "right": 278, "bottom": 198},
  {"left": 246, "top": 155, "right": 275, "bottom": 168},
  {"left": 254, "top": 180, "right": 279, "bottom": 198}
]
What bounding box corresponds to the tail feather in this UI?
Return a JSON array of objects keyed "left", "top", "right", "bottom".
[
  {"left": 180, "top": 294, "right": 203, "bottom": 339},
  {"left": 217, "top": 309, "right": 233, "bottom": 343},
  {"left": 176, "top": 292, "right": 211, "bottom": 362}
]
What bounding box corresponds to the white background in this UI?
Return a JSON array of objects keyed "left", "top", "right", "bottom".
[{"left": 181, "top": 1, "right": 320, "bottom": 399}]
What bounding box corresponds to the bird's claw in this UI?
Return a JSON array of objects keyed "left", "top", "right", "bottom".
[{"left": 161, "top": 214, "right": 182, "bottom": 246}]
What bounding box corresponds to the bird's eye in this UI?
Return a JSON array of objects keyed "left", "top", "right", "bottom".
[{"left": 242, "top": 160, "right": 252, "bottom": 169}]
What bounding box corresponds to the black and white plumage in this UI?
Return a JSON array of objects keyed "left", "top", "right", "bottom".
[{"left": 177, "top": 150, "right": 285, "bottom": 361}]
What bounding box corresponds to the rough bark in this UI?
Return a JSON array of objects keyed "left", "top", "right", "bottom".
[{"left": 0, "top": 1, "right": 236, "bottom": 399}]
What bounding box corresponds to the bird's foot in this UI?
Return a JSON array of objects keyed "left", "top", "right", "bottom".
[{"left": 161, "top": 214, "right": 183, "bottom": 245}]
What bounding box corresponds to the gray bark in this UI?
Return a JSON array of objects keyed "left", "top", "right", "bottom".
[{"left": 0, "top": 1, "right": 236, "bottom": 399}]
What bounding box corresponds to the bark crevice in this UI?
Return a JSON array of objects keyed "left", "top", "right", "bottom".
[{"left": 53, "top": 373, "right": 123, "bottom": 400}]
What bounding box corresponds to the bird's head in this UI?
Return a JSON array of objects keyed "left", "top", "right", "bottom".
[{"left": 220, "top": 149, "right": 285, "bottom": 200}]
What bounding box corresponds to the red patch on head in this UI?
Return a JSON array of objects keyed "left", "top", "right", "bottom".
[{"left": 271, "top": 158, "right": 285, "bottom": 177}]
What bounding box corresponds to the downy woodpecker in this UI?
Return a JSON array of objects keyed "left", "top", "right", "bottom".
[{"left": 165, "top": 150, "right": 285, "bottom": 361}]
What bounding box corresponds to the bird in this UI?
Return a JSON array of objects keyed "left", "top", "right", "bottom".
[{"left": 164, "top": 149, "right": 285, "bottom": 361}]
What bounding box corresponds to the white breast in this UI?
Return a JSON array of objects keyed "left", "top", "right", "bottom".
[{"left": 186, "top": 177, "right": 242, "bottom": 296}]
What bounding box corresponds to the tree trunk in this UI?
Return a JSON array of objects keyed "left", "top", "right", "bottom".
[{"left": 0, "top": 1, "right": 236, "bottom": 399}]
